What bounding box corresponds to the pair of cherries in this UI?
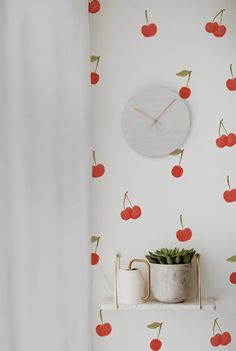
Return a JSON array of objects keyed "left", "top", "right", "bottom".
[
  {"left": 211, "top": 332, "right": 231, "bottom": 347},
  {"left": 205, "top": 9, "right": 227, "bottom": 38},
  {"left": 216, "top": 119, "right": 236, "bottom": 148},
  {"left": 120, "top": 191, "right": 142, "bottom": 221},
  {"left": 120, "top": 206, "right": 142, "bottom": 220},
  {"left": 216, "top": 134, "right": 236, "bottom": 148},
  {"left": 205, "top": 21, "right": 226, "bottom": 37},
  {"left": 120, "top": 191, "right": 141, "bottom": 220},
  {"left": 210, "top": 318, "right": 231, "bottom": 347}
]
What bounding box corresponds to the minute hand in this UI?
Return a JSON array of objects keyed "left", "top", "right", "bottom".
[{"left": 152, "top": 98, "right": 177, "bottom": 125}]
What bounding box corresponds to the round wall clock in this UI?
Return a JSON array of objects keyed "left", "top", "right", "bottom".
[{"left": 121, "top": 86, "right": 191, "bottom": 157}]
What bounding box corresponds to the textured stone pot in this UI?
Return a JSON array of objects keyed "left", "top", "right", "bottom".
[{"left": 151, "top": 263, "right": 192, "bottom": 303}]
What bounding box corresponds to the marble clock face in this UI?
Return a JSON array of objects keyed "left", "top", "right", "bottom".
[{"left": 121, "top": 86, "right": 191, "bottom": 157}]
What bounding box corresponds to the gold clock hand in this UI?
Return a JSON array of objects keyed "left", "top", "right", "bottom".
[
  {"left": 152, "top": 98, "right": 177, "bottom": 126},
  {"left": 134, "top": 107, "right": 162, "bottom": 125}
]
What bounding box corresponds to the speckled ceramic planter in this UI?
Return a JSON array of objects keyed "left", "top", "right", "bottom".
[{"left": 151, "top": 263, "right": 192, "bottom": 303}]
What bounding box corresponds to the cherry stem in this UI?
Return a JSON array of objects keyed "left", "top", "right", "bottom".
[
  {"left": 178, "top": 149, "right": 184, "bottom": 165},
  {"left": 213, "top": 9, "right": 226, "bottom": 22},
  {"left": 145, "top": 10, "right": 149, "bottom": 24},
  {"left": 93, "top": 150, "right": 97, "bottom": 165},
  {"left": 157, "top": 323, "right": 163, "bottom": 339},
  {"left": 218, "top": 118, "right": 228, "bottom": 136},
  {"left": 123, "top": 191, "right": 132, "bottom": 209},
  {"left": 95, "top": 56, "right": 100, "bottom": 73},
  {"left": 227, "top": 175, "right": 231, "bottom": 190},
  {"left": 186, "top": 71, "right": 192, "bottom": 88},
  {"left": 213, "top": 318, "right": 223, "bottom": 335},
  {"left": 219, "top": 11, "right": 223, "bottom": 24},
  {"left": 95, "top": 237, "right": 100, "bottom": 253},
  {"left": 99, "top": 309, "right": 104, "bottom": 324},
  {"left": 230, "top": 64, "right": 234, "bottom": 78},
  {"left": 180, "top": 214, "right": 184, "bottom": 229}
]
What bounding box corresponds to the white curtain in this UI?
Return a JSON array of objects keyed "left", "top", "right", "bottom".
[{"left": 0, "top": 1, "right": 91, "bottom": 351}]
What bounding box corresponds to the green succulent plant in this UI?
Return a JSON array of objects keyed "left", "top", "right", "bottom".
[{"left": 145, "top": 247, "right": 196, "bottom": 265}]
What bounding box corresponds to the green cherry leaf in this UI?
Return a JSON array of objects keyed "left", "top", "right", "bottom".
[
  {"left": 91, "top": 235, "right": 100, "bottom": 243},
  {"left": 169, "top": 148, "right": 183, "bottom": 156},
  {"left": 90, "top": 55, "right": 99, "bottom": 62},
  {"left": 176, "top": 70, "right": 191, "bottom": 77},
  {"left": 226, "top": 255, "right": 236, "bottom": 262},
  {"left": 147, "top": 322, "right": 162, "bottom": 329}
]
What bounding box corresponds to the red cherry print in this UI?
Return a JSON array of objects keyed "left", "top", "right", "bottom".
[
  {"left": 91, "top": 252, "right": 100, "bottom": 265},
  {"left": 171, "top": 165, "right": 183, "bottom": 177},
  {"left": 226, "top": 133, "right": 236, "bottom": 147},
  {"left": 147, "top": 322, "right": 163, "bottom": 351},
  {"left": 210, "top": 334, "right": 222, "bottom": 347},
  {"left": 91, "top": 72, "right": 100, "bottom": 85},
  {"left": 176, "top": 228, "right": 192, "bottom": 242},
  {"left": 96, "top": 323, "right": 112, "bottom": 337},
  {"left": 179, "top": 87, "right": 191, "bottom": 99},
  {"left": 142, "top": 23, "right": 157, "bottom": 37},
  {"left": 141, "top": 10, "right": 157, "bottom": 37},
  {"left": 227, "top": 64, "right": 236, "bottom": 92},
  {"left": 96, "top": 310, "right": 112, "bottom": 337},
  {"left": 205, "top": 22, "right": 219, "bottom": 33},
  {"left": 226, "top": 78, "right": 236, "bottom": 91},
  {"left": 131, "top": 205, "right": 142, "bottom": 219},
  {"left": 223, "top": 189, "right": 236, "bottom": 203},
  {"left": 216, "top": 135, "right": 227, "bottom": 148},
  {"left": 171, "top": 149, "right": 184, "bottom": 178},
  {"left": 150, "top": 339, "right": 162, "bottom": 351},
  {"left": 90, "top": 56, "right": 100, "bottom": 85},
  {"left": 92, "top": 164, "right": 105, "bottom": 177},
  {"left": 176, "top": 214, "right": 192, "bottom": 242},
  {"left": 213, "top": 25, "right": 226, "bottom": 37},
  {"left": 120, "top": 207, "right": 132, "bottom": 220},
  {"left": 176, "top": 70, "right": 192, "bottom": 99},
  {"left": 92, "top": 151, "right": 105, "bottom": 178},
  {"left": 91, "top": 236, "right": 101, "bottom": 266},
  {"left": 226, "top": 64, "right": 236, "bottom": 91},
  {"left": 221, "top": 332, "right": 231, "bottom": 345},
  {"left": 229, "top": 272, "right": 236, "bottom": 284},
  {"left": 88, "top": 0, "right": 100, "bottom": 14},
  {"left": 223, "top": 176, "right": 236, "bottom": 203}
]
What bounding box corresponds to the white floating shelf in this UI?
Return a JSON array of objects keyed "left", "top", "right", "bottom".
[{"left": 102, "top": 297, "right": 216, "bottom": 311}]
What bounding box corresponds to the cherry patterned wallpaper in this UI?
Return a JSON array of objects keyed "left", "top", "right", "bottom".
[{"left": 89, "top": 1, "right": 236, "bottom": 350}]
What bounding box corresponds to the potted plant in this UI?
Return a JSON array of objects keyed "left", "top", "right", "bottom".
[{"left": 145, "top": 248, "right": 196, "bottom": 303}]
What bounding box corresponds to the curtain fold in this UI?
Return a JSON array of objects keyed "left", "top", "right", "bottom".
[{"left": 0, "top": 1, "right": 91, "bottom": 350}]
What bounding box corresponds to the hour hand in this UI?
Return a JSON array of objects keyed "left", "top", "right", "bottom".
[{"left": 134, "top": 107, "right": 161, "bottom": 125}]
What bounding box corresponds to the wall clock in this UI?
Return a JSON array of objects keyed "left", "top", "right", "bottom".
[{"left": 121, "top": 86, "right": 191, "bottom": 157}]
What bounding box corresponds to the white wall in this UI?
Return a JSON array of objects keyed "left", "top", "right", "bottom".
[{"left": 90, "top": 0, "right": 236, "bottom": 350}]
